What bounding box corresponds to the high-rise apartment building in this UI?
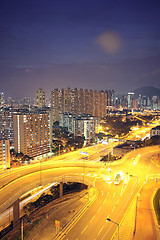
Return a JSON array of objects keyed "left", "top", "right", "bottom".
[
  {"left": 152, "top": 96, "right": 159, "bottom": 110},
  {"left": 132, "top": 99, "right": 138, "bottom": 109},
  {"left": 0, "top": 139, "right": 10, "bottom": 169},
  {"left": 13, "top": 111, "right": 50, "bottom": 158},
  {"left": 51, "top": 88, "right": 107, "bottom": 122},
  {"left": 60, "top": 112, "right": 75, "bottom": 133},
  {"left": 74, "top": 115, "right": 99, "bottom": 144},
  {"left": 0, "top": 92, "right": 5, "bottom": 107},
  {"left": 141, "top": 95, "right": 151, "bottom": 109},
  {"left": 72, "top": 88, "right": 79, "bottom": 115},
  {"left": 36, "top": 88, "right": 45, "bottom": 108},
  {"left": 51, "top": 88, "right": 59, "bottom": 122},
  {"left": 106, "top": 90, "right": 115, "bottom": 108},
  {"left": 0, "top": 107, "right": 14, "bottom": 145},
  {"left": 127, "top": 92, "right": 134, "bottom": 108},
  {"left": 60, "top": 113, "right": 99, "bottom": 144},
  {"left": 79, "top": 88, "right": 85, "bottom": 114}
]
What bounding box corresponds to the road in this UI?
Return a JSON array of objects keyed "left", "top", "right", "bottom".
[
  {"left": 0, "top": 145, "right": 159, "bottom": 239},
  {"left": 57, "top": 145, "right": 160, "bottom": 240},
  {"left": 134, "top": 181, "right": 160, "bottom": 240},
  {"left": 0, "top": 120, "right": 160, "bottom": 238},
  {"left": 59, "top": 177, "right": 137, "bottom": 240}
]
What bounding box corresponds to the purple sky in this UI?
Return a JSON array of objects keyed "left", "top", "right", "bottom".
[{"left": 0, "top": 0, "right": 160, "bottom": 99}]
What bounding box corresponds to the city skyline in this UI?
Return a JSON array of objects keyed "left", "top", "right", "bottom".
[{"left": 1, "top": 0, "right": 160, "bottom": 98}]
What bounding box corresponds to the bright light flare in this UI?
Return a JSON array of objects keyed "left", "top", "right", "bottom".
[
  {"left": 115, "top": 171, "right": 124, "bottom": 180},
  {"left": 106, "top": 176, "right": 110, "bottom": 181}
]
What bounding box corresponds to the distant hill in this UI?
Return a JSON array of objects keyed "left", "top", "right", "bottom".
[{"left": 133, "top": 86, "right": 160, "bottom": 99}]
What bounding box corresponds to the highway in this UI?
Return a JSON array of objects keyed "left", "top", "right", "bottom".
[
  {"left": 59, "top": 176, "right": 138, "bottom": 240},
  {"left": 0, "top": 145, "right": 159, "bottom": 239},
  {"left": 0, "top": 121, "right": 160, "bottom": 239},
  {"left": 57, "top": 145, "right": 160, "bottom": 240}
]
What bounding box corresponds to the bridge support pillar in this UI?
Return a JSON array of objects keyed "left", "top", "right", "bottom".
[
  {"left": 60, "top": 182, "right": 63, "bottom": 197},
  {"left": 13, "top": 198, "right": 20, "bottom": 228}
]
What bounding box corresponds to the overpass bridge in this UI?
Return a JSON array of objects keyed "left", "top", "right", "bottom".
[
  {"left": 0, "top": 145, "right": 160, "bottom": 239},
  {"left": 0, "top": 160, "right": 105, "bottom": 228}
]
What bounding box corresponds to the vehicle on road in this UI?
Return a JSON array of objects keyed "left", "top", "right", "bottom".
[{"left": 114, "top": 173, "right": 121, "bottom": 185}]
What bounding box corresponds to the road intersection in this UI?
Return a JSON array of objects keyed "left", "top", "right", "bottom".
[{"left": 0, "top": 144, "right": 160, "bottom": 239}]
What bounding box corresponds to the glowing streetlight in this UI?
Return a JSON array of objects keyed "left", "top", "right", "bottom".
[
  {"left": 106, "top": 218, "right": 119, "bottom": 240},
  {"left": 59, "top": 145, "right": 60, "bottom": 156},
  {"left": 130, "top": 174, "right": 138, "bottom": 182},
  {"left": 39, "top": 158, "right": 42, "bottom": 186}
]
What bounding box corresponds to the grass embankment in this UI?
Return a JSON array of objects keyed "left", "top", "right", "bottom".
[
  {"left": 100, "top": 153, "right": 121, "bottom": 162},
  {"left": 153, "top": 188, "right": 160, "bottom": 225}
]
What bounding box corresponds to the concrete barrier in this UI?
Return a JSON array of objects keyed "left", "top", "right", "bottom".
[{"left": 0, "top": 174, "right": 93, "bottom": 214}]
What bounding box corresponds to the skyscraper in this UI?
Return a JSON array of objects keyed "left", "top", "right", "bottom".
[
  {"left": 0, "top": 92, "right": 5, "bottom": 107},
  {"left": 0, "top": 107, "right": 14, "bottom": 145},
  {"left": 51, "top": 88, "right": 108, "bottom": 122},
  {"left": 152, "top": 96, "right": 159, "bottom": 110},
  {"left": 127, "top": 92, "right": 134, "bottom": 108},
  {"left": 51, "top": 88, "right": 59, "bottom": 122},
  {"left": 106, "top": 90, "right": 115, "bottom": 108},
  {"left": 36, "top": 88, "right": 45, "bottom": 108},
  {"left": 0, "top": 139, "right": 10, "bottom": 169}
]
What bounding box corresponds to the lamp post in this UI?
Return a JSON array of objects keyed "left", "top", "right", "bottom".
[
  {"left": 59, "top": 145, "right": 60, "bottom": 156},
  {"left": 21, "top": 218, "right": 23, "bottom": 240},
  {"left": 130, "top": 174, "right": 138, "bottom": 183},
  {"left": 106, "top": 218, "right": 119, "bottom": 240},
  {"left": 40, "top": 158, "right": 42, "bottom": 186}
]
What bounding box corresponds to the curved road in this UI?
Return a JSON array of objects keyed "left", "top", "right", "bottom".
[{"left": 0, "top": 145, "right": 160, "bottom": 239}]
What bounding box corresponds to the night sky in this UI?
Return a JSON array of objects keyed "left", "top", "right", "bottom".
[{"left": 1, "top": 0, "right": 160, "bottom": 99}]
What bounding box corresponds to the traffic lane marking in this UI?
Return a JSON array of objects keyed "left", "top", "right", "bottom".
[
  {"left": 97, "top": 206, "right": 102, "bottom": 213},
  {"left": 90, "top": 215, "right": 96, "bottom": 222},
  {"left": 81, "top": 225, "right": 88, "bottom": 234},
  {"left": 98, "top": 226, "right": 104, "bottom": 235}
]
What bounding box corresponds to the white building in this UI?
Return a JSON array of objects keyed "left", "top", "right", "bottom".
[
  {"left": 127, "top": 92, "right": 134, "bottom": 108},
  {"left": 150, "top": 125, "right": 160, "bottom": 137},
  {"left": 60, "top": 113, "right": 99, "bottom": 144},
  {"left": 0, "top": 139, "right": 10, "bottom": 169}
]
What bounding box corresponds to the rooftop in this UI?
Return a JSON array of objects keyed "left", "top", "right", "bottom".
[{"left": 151, "top": 125, "right": 160, "bottom": 131}]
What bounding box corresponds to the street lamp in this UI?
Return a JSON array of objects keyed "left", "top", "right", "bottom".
[
  {"left": 130, "top": 174, "right": 138, "bottom": 182},
  {"left": 106, "top": 218, "right": 119, "bottom": 240},
  {"left": 59, "top": 145, "right": 60, "bottom": 156},
  {"left": 21, "top": 218, "right": 24, "bottom": 240},
  {"left": 40, "top": 158, "right": 42, "bottom": 186}
]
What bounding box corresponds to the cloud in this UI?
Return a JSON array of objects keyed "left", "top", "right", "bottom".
[
  {"left": 96, "top": 30, "right": 122, "bottom": 54},
  {"left": 151, "top": 68, "right": 160, "bottom": 75},
  {"left": 140, "top": 68, "right": 160, "bottom": 79},
  {"left": 25, "top": 68, "right": 33, "bottom": 73}
]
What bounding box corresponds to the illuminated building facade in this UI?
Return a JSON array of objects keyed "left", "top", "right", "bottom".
[
  {"left": 0, "top": 107, "right": 14, "bottom": 145},
  {"left": 132, "top": 99, "right": 138, "bottom": 109},
  {"left": 60, "top": 113, "right": 99, "bottom": 144},
  {"left": 0, "top": 139, "right": 10, "bottom": 169},
  {"left": 150, "top": 125, "right": 160, "bottom": 137},
  {"left": 127, "top": 92, "right": 134, "bottom": 108},
  {"left": 0, "top": 92, "right": 5, "bottom": 107},
  {"left": 152, "top": 96, "right": 159, "bottom": 110},
  {"left": 51, "top": 88, "right": 107, "bottom": 122},
  {"left": 106, "top": 90, "right": 115, "bottom": 108},
  {"left": 36, "top": 88, "right": 45, "bottom": 108},
  {"left": 13, "top": 112, "right": 50, "bottom": 158}
]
